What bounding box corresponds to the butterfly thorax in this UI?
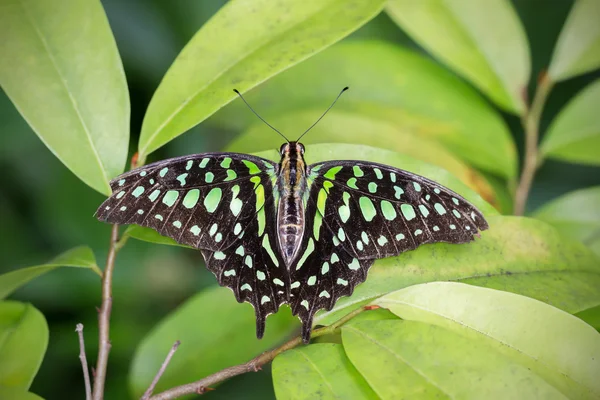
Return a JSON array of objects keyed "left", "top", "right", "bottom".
[{"left": 276, "top": 142, "right": 308, "bottom": 267}]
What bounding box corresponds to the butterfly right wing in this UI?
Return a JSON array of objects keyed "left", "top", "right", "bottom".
[{"left": 95, "top": 153, "right": 288, "bottom": 338}]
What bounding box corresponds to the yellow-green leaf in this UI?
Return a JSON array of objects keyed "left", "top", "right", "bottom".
[
  {"left": 212, "top": 41, "right": 517, "bottom": 178},
  {"left": 272, "top": 344, "right": 377, "bottom": 400},
  {"left": 0, "top": 247, "right": 99, "bottom": 300},
  {"left": 548, "top": 0, "right": 600, "bottom": 81},
  {"left": 531, "top": 186, "right": 600, "bottom": 257},
  {"left": 138, "top": 0, "right": 385, "bottom": 160},
  {"left": 343, "top": 320, "right": 567, "bottom": 399},
  {"left": 386, "top": 0, "right": 530, "bottom": 114},
  {"left": 540, "top": 79, "right": 600, "bottom": 165},
  {"left": 0, "top": 302, "right": 48, "bottom": 390},
  {"left": 374, "top": 282, "right": 600, "bottom": 398},
  {"left": 0, "top": 0, "right": 129, "bottom": 195}
]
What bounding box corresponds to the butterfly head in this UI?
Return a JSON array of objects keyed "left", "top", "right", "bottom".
[{"left": 279, "top": 142, "right": 305, "bottom": 157}]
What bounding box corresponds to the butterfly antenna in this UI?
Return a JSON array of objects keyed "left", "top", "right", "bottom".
[
  {"left": 296, "top": 86, "right": 348, "bottom": 142},
  {"left": 233, "top": 89, "right": 289, "bottom": 143}
]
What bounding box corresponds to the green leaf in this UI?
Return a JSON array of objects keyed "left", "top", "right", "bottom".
[
  {"left": 540, "top": 79, "right": 600, "bottom": 165},
  {"left": 575, "top": 305, "right": 600, "bottom": 331},
  {"left": 0, "top": 247, "right": 99, "bottom": 300},
  {"left": 343, "top": 320, "right": 567, "bottom": 399},
  {"left": 129, "top": 286, "right": 298, "bottom": 398},
  {"left": 229, "top": 111, "right": 498, "bottom": 205},
  {"left": 0, "top": 388, "right": 44, "bottom": 400},
  {"left": 0, "top": 0, "right": 129, "bottom": 195},
  {"left": 316, "top": 215, "right": 600, "bottom": 326},
  {"left": 272, "top": 344, "right": 377, "bottom": 400},
  {"left": 138, "top": 0, "right": 385, "bottom": 160},
  {"left": 0, "top": 302, "right": 48, "bottom": 390},
  {"left": 255, "top": 143, "right": 498, "bottom": 217},
  {"left": 548, "top": 0, "right": 600, "bottom": 81},
  {"left": 531, "top": 186, "right": 600, "bottom": 255},
  {"left": 385, "top": 0, "right": 530, "bottom": 114},
  {"left": 211, "top": 41, "right": 517, "bottom": 179},
  {"left": 373, "top": 282, "right": 600, "bottom": 398}
]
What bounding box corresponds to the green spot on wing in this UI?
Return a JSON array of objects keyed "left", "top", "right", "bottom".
[
  {"left": 242, "top": 160, "right": 260, "bottom": 175},
  {"left": 324, "top": 166, "right": 343, "bottom": 180},
  {"left": 183, "top": 189, "right": 200, "bottom": 209},
  {"left": 224, "top": 169, "right": 237, "bottom": 181},
  {"left": 132, "top": 186, "right": 145, "bottom": 198},
  {"left": 401, "top": 204, "right": 416, "bottom": 221},
  {"left": 262, "top": 235, "right": 279, "bottom": 267},
  {"left": 204, "top": 188, "right": 222, "bottom": 213},
  {"left": 220, "top": 157, "right": 232, "bottom": 168},
  {"left": 347, "top": 177, "right": 358, "bottom": 189},
  {"left": 353, "top": 166, "right": 364, "bottom": 177},
  {"left": 162, "top": 190, "right": 179, "bottom": 207},
  {"left": 359, "top": 196, "right": 376, "bottom": 222},
  {"left": 380, "top": 200, "right": 397, "bottom": 220},
  {"left": 296, "top": 238, "right": 315, "bottom": 270}
]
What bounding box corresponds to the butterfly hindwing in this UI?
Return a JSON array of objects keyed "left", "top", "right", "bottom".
[
  {"left": 288, "top": 160, "right": 489, "bottom": 341},
  {"left": 96, "top": 153, "right": 288, "bottom": 337}
]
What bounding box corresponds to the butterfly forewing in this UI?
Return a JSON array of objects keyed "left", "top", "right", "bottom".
[
  {"left": 287, "top": 160, "right": 489, "bottom": 341},
  {"left": 96, "top": 153, "right": 288, "bottom": 337}
]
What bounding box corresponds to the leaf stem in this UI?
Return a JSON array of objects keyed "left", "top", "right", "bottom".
[
  {"left": 148, "top": 306, "right": 368, "bottom": 400},
  {"left": 76, "top": 323, "right": 92, "bottom": 400},
  {"left": 514, "top": 71, "right": 554, "bottom": 215},
  {"left": 92, "top": 224, "right": 120, "bottom": 400}
]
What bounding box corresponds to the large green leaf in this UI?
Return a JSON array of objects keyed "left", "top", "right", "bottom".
[
  {"left": 531, "top": 186, "right": 600, "bottom": 256},
  {"left": 0, "top": 302, "right": 48, "bottom": 390},
  {"left": 316, "top": 215, "right": 600, "bottom": 326},
  {"left": 385, "top": 0, "right": 530, "bottom": 114},
  {"left": 0, "top": 247, "right": 99, "bottom": 300},
  {"left": 125, "top": 143, "right": 497, "bottom": 247},
  {"left": 373, "top": 282, "right": 600, "bottom": 398},
  {"left": 228, "top": 111, "right": 497, "bottom": 204},
  {"left": 272, "top": 344, "right": 376, "bottom": 400},
  {"left": 138, "top": 0, "right": 385, "bottom": 160},
  {"left": 129, "top": 286, "right": 298, "bottom": 398},
  {"left": 343, "top": 320, "right": 566, "bottom": 399},
  {"left": 211, "top": 41, "right": 516, "bottom": 178},
  {"left": 0, "top": 0, "right": 129, "bottom": 195},
  {"left": 540, "top": 79, "right": 600, "bottom": 165},
  {"left": 548, "top": 0, "right": 600, "bottom": 81}
]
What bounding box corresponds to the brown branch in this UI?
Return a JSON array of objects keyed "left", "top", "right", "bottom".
[
  {"left": 148, "top": 306, "right": 368, "bottom": 400},
  {"left": 141, "top": 341, "right": 181, "bottom": 400},
  {"left": 514, "top": 71, "right": 554, "bottom": 215},
  {"left": 76, "top": 323, "right": 92, "bottom": 400},
  {"left": 92, "top": 224, "right": 120, "bottom": 400}
]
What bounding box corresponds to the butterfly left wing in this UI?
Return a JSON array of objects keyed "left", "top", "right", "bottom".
[
  {"left": 95, "top": 153, "right": 288, "bottom": 338},
  {"left": 289, "top": 160, "right": 489, "bottom": 342}
]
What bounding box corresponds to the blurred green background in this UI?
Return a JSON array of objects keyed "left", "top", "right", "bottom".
[{"left": 1, "top": 0, "right": 599, "bottom": 399}]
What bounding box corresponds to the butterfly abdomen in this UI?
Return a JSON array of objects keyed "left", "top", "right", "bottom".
[{"left": 276, "top": 143, "right": 309, "bottom": 267}]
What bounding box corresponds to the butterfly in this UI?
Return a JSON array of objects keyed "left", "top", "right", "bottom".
[{"left": 96, "top": 88, "right": 489, "bottom": 343}]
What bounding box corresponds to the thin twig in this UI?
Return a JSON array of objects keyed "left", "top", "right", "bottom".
[
  {"left": 76, "top": 323, "right": 92, "bottom": 400},
  {"left": 141, "top": 341, "right": 182, "bottom": 400},
  {"left": 148, "top": 306, "right": 368, "bottom": 400},
  {"left": 514, "top": 71, "right": 554, "bottom": 215},
  {"left": 92, "top": 224, "right": 120, "bottom": 400}
]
